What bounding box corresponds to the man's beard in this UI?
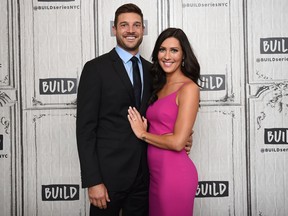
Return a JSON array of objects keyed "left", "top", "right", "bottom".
[{"left": 116, "top": 36, "right": 143, "bottom": 52}]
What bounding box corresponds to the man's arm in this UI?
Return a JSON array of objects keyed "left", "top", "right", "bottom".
[{"left": 76, "top": 61, "right": 103, "bottom": 188}]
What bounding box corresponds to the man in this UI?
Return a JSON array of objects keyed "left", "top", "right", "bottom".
[
  {"left": 77, "top": 4, "right": 151, "bottom": 215},
  {"left": 76, "top": 3, "right": 191, "bottom": 216}
]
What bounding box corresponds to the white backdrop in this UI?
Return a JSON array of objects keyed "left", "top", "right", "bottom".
[{"left": 0, "top": 0, "right": 287, "bottom": 215}]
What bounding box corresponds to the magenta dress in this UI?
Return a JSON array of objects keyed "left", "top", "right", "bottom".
[{"left": 146, "top": 88, "right": 198, "bottom": 216}]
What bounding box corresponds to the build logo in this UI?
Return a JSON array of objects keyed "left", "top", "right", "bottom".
[
  {"left": 38, "top": 0, "right": 75, "bottom": 2},
  {"left": 39, "top": 78, "right": 77, "bottom": 95},
  {"left": 196, "top": 181, "right": 229, "bottom": 198},
  {"left": 264, "top": 128, "right": 288, "bottom": 145},
  {"left": 199, "top": 75, "right": 225, "bottom": 91},
  {"left": 0, "top": 134, "right": 3, "bottom": 150},
  {"left": 260, "top": 37, "right": 288, "bottom": 54},
  {"left": 42, "top": 184, "right": 79, "bottom": 201}
]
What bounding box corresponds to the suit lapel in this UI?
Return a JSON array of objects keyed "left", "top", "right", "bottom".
[
  {"left": 140, "top": 57, "right": 151, "bottom": 113},
  {"left": 109, "top": 49, "right": 151, "bottom": 111},
  {"left": 109, "top": 49, "right": 135, "bottom": 102}
]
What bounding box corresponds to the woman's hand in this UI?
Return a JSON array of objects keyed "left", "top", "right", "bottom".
[
  {"left": 127, "top": 107, "right": 147, "bottom": 139},
  {"left": 184, "top": 130, "right": 193, "bottom": 155}
]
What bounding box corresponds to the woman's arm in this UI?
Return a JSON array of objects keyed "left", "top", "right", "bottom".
[{"left": 128, "top": 82, "right": 199, "bottom": 151}]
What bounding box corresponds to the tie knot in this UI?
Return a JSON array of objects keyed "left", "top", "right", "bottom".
[{"left": 131, "top": 56, "right": 138, "bottom": 64}]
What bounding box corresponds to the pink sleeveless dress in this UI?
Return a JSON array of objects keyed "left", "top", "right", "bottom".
[{"left": 146, "top": 85, "right": 198, "bottom": 216}]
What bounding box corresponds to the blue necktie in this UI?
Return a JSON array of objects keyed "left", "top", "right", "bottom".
[{"left": 131, "top": 56, "right": 142, "bottom": 109}]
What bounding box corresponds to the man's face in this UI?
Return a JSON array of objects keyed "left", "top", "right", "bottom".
[{"left": 113, "top": 12, "right": 144, "bottom": 55}]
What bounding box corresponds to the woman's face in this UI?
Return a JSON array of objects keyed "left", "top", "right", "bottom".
[{"left": 157, "top": 37, "right": 183, "bottom": 74}]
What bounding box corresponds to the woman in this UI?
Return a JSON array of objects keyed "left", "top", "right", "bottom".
[{"left": 128, "top": 28, "right": 200, "bottom": 216}]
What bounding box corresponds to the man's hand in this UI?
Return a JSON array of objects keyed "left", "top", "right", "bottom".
[
  {"left": 88, "top": 184, "right": 110, "bottom": 209},
  {"left": 184, "top": 130, "right": 194, "bottom": 154}
]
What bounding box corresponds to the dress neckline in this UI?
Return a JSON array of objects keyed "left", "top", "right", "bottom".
[
  {"left": 157, "top": 82, "right": 189, "bottom": 101},
  {"left": 157, "top": 90, "right": 178, "bottom": 101}
]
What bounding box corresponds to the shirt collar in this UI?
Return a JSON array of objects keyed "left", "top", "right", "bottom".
[{"left": 115, "top": 45, "right": 140, "bottom": 63}]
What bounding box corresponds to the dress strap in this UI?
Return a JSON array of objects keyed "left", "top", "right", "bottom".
[{"left": 176, "top": 82, "right": 190, "bottom": 92}]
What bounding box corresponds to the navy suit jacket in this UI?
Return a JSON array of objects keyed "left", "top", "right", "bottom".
[{"left": 76, "top": 48, "right": 152, "bottom": 191}]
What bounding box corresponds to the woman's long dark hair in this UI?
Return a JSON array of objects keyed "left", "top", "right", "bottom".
[{"left": 149, "top": 28, "right": 200, "bottom": 104}]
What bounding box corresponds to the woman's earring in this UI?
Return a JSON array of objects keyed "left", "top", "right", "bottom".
[{"left": 182, "top": 60, "right": 185, "bottom": 67}]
